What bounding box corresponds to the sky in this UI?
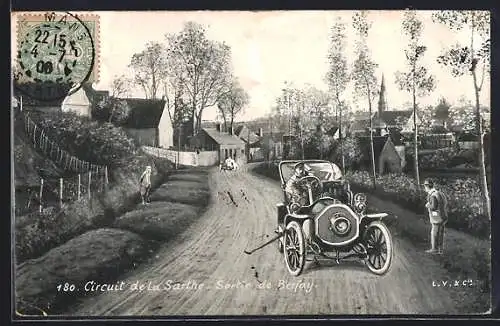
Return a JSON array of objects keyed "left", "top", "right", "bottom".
[{"left": 11, "top": 10, "right": 491, "bottom": 121}]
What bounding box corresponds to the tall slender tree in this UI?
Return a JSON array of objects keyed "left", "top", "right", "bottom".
[
  {"left": 217, "top": 79, "right": 250, "bottom": 131},
  {"left": 395, "top": 10, "right": 436, "bottom": 189},
  {"left": 326, "top": 17, "right": 350, "bottom": 172},
  {"left": 433, "top": 10, "right": 491, "bottom": 218},
  {"left": 351, "top": 11, "right": 378, "bottom": 188}
]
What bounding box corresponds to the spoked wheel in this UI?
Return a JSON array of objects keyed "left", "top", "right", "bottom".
[
  {"left": 276, "top": 225, "right": 284, "bottom": 253},
  {"left": 283, "top": 221, "right": 305, "bottom": 276},
  {"left": 363, "top": 221, "right": 393, "bottom": 275}
]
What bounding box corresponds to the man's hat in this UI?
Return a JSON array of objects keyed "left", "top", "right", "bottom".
[
  {"left": 294, "top": 162, "right": 311, "bottom": 171},
  {"left": 423, "top": 178, "right": 433, "bottom": 187}
]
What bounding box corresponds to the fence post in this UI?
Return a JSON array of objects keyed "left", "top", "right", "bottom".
[
  {"left": 88, "top": 171, "right": 92, "bottom": 200},
  {"left": 78, "top": 174, "right": 81, "bottom": 200},
  {"left": 59, "top": 178, "right": 63, "bottom": 207},
  {"left": 104, "top": 166, "right": 108, "bottom": 189},
  {"left": 39, "top": 178, "right": 44, "bottom": 213}
]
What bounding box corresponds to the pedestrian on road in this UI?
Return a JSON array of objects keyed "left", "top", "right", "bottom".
[
  {"left": 423, "top": 178, "right": 448, "bottom": 254},
  {"left": 139, "top": 165, "right": 152, "bottom": 205}
]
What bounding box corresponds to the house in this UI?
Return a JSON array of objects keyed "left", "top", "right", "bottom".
[
  {"left": 349, "top": 119, "right": 371, "bottom": 136},
  {"left": 357, "top": 135, "right": 405, "bottom": 174},
  {"left": 255, "top": 132, "right": 285, "bottom": 161},
  {"left": 13, "top": 82, "right": 96, "bottom": 118},
  {"left": 420, "top": 125, "right": 455, "bottom": 149},
  {"left": 61, "top": 86, "right": 92, "bottom": 117},
  {"left": 120, "top": 98, "right": 173, "bottom": 148},
  {"left": 457, "top": 133, "right": 480, "bottom": 150},
  {"left": 234, "top": 125, "right": 261, "bottom": 145},
  {"left": 189, "top": 124, "right": 247, "bottom": 165}
]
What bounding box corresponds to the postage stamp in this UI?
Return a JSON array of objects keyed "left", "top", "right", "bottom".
[{"left": 13, "top": 11, "right": 99, "bottom": 101}]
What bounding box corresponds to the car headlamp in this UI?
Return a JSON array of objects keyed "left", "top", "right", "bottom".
[{"left": 353, "top": 193, "right": 367, "bottom": 213}]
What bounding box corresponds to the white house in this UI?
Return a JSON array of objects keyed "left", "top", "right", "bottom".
[{"left": 61, "top": 87, "right": 92, "bottom": 117}]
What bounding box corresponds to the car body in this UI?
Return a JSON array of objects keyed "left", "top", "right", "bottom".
[{"left": 275, "top": 160, "right": 393, "bottom": 276}]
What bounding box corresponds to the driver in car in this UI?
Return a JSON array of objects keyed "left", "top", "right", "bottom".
[{"left": 284, "top": 162, "right": 311, "bottom": 206}]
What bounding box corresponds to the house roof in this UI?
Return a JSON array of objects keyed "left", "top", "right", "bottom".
[
  {"left": 429, "top": 125, "right": 450, "bottom": 134},
  {"left": 374, "top": 110, "right": 412, "bottom": 126},
  {"left": 120, "top": 98, "right": 166, "bottom": 128},
  {"left": 234, "top": 125, "right": 260, "bottom": 144},
  {"left": 350, "top": 119, "right": 370, "bottom": 131},
  {"left": 203, "top": 128, "right": 246, "bottom": 146},
  {"left": 357, "top": 135, "right": 393, "bottom": 160}
]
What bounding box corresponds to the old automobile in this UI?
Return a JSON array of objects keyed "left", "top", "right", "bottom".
[{"left": 274, "top": 160, "right": 393, "bottom": 276}]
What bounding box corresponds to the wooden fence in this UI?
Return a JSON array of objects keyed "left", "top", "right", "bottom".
[
  {"left": 36, "top": 168, "right": 108, "bottom": 213},
  {"left": 23, "top": 113, "right": 105, "bottom": 173}
]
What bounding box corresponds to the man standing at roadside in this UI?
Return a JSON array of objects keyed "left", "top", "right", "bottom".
[
  {"left": 139, "top": 165, "right": 152, "bottom": 205},
  {"left": 423, "top": 178, "right": 448, "bottom": 254}
]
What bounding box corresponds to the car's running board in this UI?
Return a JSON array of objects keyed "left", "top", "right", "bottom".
[{"left": 364, "top": 213, "right": 388, "bottom": 218}]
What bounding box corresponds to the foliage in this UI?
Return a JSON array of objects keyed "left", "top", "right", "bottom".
[
  {"left": 93, "top": 98, "right": 130, "bottom": 124},
  {"left": 129, "top": 42, "right": 166, "bottom": 100},
  {"left": 110, "top": 74, "right": 132, "bottom": 98},
  {"left": 166, "top": 22, "right": 233, "bottom": 135},
  {"left": 217, "top": 78, "right": 249, "bottom": 131},
  {"left": 330, "top": 136, "right": 363, "bottom": 169},
  {"left": 346, "top": 171, "right": 489, "bottom": 238},
  {"left": 351, "top": 11, "right": 378, "bottom": 187},
  {"left": 434, "top": 97, "right": 451, "bottom": 121},
  {"left": 326, "top": 17, "right": 350, "bottom": 104},
  {"left": 38, "top": 112, "right": 137, "bottom": 167}
]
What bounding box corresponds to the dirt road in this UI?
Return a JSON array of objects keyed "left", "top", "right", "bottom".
[{"left": 69, "top": 165, "right": 461, "bottom": 315}]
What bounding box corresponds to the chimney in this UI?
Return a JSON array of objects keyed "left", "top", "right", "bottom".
[
  {"left": 216, "top": 123, "right": 221, "bottom": 132},
  {"left": 230, "top": 126, "right": 234, "bottom": 135},
  {"left": 258, "top": 128, "right": 263, "bottom": 137}
]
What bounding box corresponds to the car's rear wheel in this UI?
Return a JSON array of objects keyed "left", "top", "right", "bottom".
[
  {"left": 363, "top": 221, "right": 393, "bottom": 275},
  {"left": 283, "top": 221, "right": 305, "bottom": 276}
]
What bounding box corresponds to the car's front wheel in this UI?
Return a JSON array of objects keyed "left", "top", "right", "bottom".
[
  {"left": 283, "top": 221, "right": 305, "bottom": 276},
  {"left": 363, "top": 221, "right": 393, "bottom": 275}
]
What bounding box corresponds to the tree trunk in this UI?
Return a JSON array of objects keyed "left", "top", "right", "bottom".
[
  {"left": 412, "top": 86, "right": 420, "bottom": 190},
  {"left": 337, "top": 98, "right": 345, "bottom": 174},
  {"left": 472, "top": 68, "right": 491, "bottom": 218},
  {"left": 368, "top": 90, "right": 377, "bottom": 189}
]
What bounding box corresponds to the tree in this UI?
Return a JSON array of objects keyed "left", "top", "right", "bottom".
[
  {"left": 434, "top": 97, "right": 451, "bottom": 125},
  {"left": 94, "top": 98, "right": 130, "bottom": 124},
  {"left": 326, "top": 17, "right": 350, "bottom": 172},
  {"left": 110, "top": 74, "right": 132, "bottom": 98},
  {"left": 395, "top": 10, "right": 436, "bottom": 189},
  {"left": 166, "top": 22, "right": 233, "bottom": 135},
  {"left": 433, "top": 10, "right": 491, "bottom": 218},
  {"left": 301, "top": 85, "right": 331, "bottom": 159},
  {"left": 217, "top": 79, "right": 249, "bottom": 131},
  {"left": 129, "top": 42, "right": 166, "bottom": 99},
  {"left": 352, "top": 11, "right": 378, "bottom": 188}
]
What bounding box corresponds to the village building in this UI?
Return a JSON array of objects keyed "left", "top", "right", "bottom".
[
  {"left": 254, "top": 132, "right": 285, "bottom": 161},
  {"left": 121, "top": 98, "right": 173, "bottom": 148},
  {"left": 357, "top": 134, "right": 406, "bottom": 174},
  {"left": 233, "top": 125, "right": 263, "bottom": 161},
  {"left": 190, "top": 124, "right": 247, "bottom": 165}
]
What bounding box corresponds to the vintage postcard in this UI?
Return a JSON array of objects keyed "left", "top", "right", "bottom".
[{"left": 11, "top": 10, "right": 492, "bottom": 318}]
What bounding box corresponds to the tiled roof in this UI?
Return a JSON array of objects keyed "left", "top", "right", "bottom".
[
  {"left": 373, "top": 110, "right": 412, "bottom": 126},
  {"left": 357, "top": 135, "right": 391, "bottom": 160},
  {"left": 203, "top": 128, "right": 246, "bottom": 146},
  {"left": 120, "top": 98, "right": 166, "bottom": 128},
  {"left": 234, "top": 125, "right": 260, "bottom": 144}
]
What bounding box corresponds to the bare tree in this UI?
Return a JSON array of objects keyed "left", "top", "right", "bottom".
[
  {"left": 352, "top": 11, "right": 378, "bottom": 188},
  {"left": 326, "top": 17, "right": 350, "bottom": 172},
  {"left": 129, "top": 42, "right": 166, "bottom": 99},
  {"left": 217, "top": 79, "right": 249, "bottom": 131},
  {"left": 433, "top": 10, "right": 491, "bottom": 218},
  {"left": 395, "top": 10, "right": 436, "bottom": 189},
  {"left": 110, "top": 74, "right": 132, "bottom": 98},
  {"left": 166, "top": 22, "right": 233, "bottom": 135}
]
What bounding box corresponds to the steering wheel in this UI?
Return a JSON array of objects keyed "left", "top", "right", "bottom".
[{"left": 298, "top": 175, "right": 323, "bottom": 194}]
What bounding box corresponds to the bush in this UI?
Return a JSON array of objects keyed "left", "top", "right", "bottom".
[
  {"left": 345, "top": 171, "right": 489, "bottom": 238},
  {"left": 416, "top": 147, "right": 479, "bottom": 170},
  {"left": 33, "top": 111, "right": 137, "bottom": 168}
]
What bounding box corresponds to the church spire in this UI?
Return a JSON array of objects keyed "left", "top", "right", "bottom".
[{"left": 378, "top": 74, "right": 388, "bottom": 116}]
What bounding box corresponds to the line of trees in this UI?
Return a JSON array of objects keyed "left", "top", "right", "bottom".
[
  {"left": 267, "top": 10, "right": 490, "bottom": 218},
  {"left": 124, "top": 22, "right": 249, "bottom": 136}
]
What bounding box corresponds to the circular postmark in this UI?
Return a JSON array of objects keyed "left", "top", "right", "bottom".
[{"left": 14, "top": 12, "right": 95, "bottom": 102}]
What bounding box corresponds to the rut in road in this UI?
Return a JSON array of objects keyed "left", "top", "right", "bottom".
[{"left": 69, "top": 166, "right": 460, "bottom": 316}]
